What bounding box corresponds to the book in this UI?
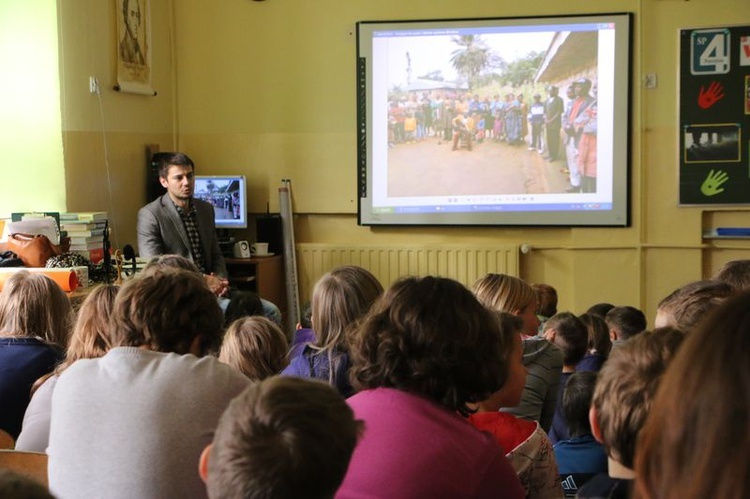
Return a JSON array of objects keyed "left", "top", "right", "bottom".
[
  {"left": 61, "top": 220, "right": 108, "bottom": 231},
  {"left": 71, "top": 247, "right": 106, "bottom": 264},
  {"left": 75, "top": 212, "right": 108, "bottom": 222},
  {"left": 62, "top": 227, "right": 106, "bottom": 238},
  {"left": 69, "top": 241, "right": 104, "bottom": 251},
  {"left": 69, "top": 235, "right": 104, "bottom": 245}
]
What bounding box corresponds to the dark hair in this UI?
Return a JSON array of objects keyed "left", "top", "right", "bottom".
[
  {"left": 531, "top": 283, "right": 558, "bottom": 318},
  {"left": 299, "top": 302, "right": 313, "bottom": 329},
  {"left": 579, "top": 313, "right": 612, "bottom": 357},
  {"left": 156, "top": 152, "right": 194, "bottom": 179},
  {"left": 223, "top": 290, "right": 264, "bottom": 327},
  {"left": 111, "top": 267, "right": 223, "bottom": 355},
  {"left": 543, "top": 312, "right": 588, "bottom": 366},
  {"left": 713, "top": 259, "right": 750, "bottom": 291},
  {"left": 635, "top": 293, "right": 750, "bottom": 499},
  {"left": 605, "top": 306, "right": 647, "bottom": 340},
  {"left": 586, "top": 302, "right": 615, "bottom": 319},
  {"left": 349, "top": 276, "right": 507, "bottom": 415},
  {"left": 207, "top": 377, "right": 363, "bottom": 499},
  {"left": 592, "top": 327, "right": 685, "bottom": 468},
  {"left": 0, "top": 469, "right": 54, "bottom": 499},
  {"left": 563, "top": 371, "right": 598, "bottom": 437},
  {"left": 657, "top": 280, "right": 734, "bottom": 332}
]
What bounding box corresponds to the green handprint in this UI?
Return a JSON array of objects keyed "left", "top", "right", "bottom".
[{"left": 700, "top": 169, "right": 728, "bottom": 196}]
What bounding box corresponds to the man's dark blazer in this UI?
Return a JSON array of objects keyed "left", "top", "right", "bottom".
[{"left": 137, "top": 194, "right": 228, "bottom": 277}]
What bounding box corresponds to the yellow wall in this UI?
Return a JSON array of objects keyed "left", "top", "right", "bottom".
[
  {"left": 0, "top": 0, "right": 66, "bottom": 214},
  {"left": 54, "top": 0, "right": 750, "bottom": 322}
]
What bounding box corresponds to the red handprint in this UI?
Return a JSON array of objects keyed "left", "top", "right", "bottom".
[{"left": 698, "top": 81, "right": 725, "bottom": 109}]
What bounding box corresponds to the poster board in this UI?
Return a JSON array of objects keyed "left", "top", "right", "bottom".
[
  {"left": 116, "top": 0, "right": 154, "bottom": 96},
  {"left": 679, "top": 25, "right": 750, "bottom": 204}
]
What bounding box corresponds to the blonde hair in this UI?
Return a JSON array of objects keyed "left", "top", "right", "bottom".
[
  {"left": 310, "top": 266, "right": 383, "bottom": 385},
  {"left": 0, "top": 271, "right": 72, "bottom": 347},
  {"left": 220, "top": 316, "right": 289, "bottom": 380},
  {"left": 472, "top": 273, "right": 536, "bottom": 314},
  {"left": 32, "top": 284, "right": 119, "bottom": 393}
]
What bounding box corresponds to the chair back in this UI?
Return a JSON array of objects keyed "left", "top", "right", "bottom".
[{"left": 0, "top": 450, "right": 48, "bottom": 487}]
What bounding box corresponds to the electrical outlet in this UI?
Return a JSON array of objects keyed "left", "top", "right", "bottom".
[{"left": 89, "top": 76, "right": 100, "bottom": 95}]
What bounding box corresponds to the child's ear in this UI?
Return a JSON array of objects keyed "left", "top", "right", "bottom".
[
  {"left": 589, "top": 406, "right": 604, "bottom": 444},
  {"left": 544, "top": 328, "right": 556, "bottom": 342},
  {"left": 609, "top": 328, "right": 618, "bottom": 341},
  {"left": 199, "top": 444, "right": 212, "bottom": 483}
]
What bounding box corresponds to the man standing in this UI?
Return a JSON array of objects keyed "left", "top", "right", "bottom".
[
  {"left": 543, "top": 86, "right": 564, "bottom": 161},
  {"left": 563, "top": 79, "right": 595, "bottom": 193}
]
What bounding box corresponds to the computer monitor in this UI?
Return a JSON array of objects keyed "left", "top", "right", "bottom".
[{"left": 194, "top": 175, "right": 248, "bottom": 229}]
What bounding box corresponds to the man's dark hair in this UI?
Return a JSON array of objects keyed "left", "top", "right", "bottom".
[
  {"left": 605, "top": 306, "right": 647, "bottom": 340},
  {"left": 563, "top": 371, "right": 598, "bottom": 438},
  {"left": 157, "top": 152, "right": 194, "bottom": 179}
]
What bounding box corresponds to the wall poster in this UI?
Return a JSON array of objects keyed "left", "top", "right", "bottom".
[
  {"left": 679, "top": 25, "right": 750, "bottom": 205},
  {"left": 116, "top": 0, "right": 153, "bottom": 96}
]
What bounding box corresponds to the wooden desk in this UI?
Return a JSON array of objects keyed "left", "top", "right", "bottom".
[{"left": 225, "top": 256, "right": 286, "bottom": 318}]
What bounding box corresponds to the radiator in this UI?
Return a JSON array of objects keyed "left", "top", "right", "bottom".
[{"left": 295, "top": 244, "right": 519, "bottom": 305}]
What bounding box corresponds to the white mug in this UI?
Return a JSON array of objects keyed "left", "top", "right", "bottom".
[{"left": 251, "top": 242, "right": 269, "bottom": 256}]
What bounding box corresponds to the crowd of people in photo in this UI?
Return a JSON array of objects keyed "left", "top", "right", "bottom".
[
  {"left": 1, "top": 256, "right": 749, "bottom": 498},
  {"left": 387, "top": 77, "right": 598, "bottom": 193}
]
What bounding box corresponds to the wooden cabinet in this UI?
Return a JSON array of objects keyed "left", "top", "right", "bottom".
[{"left": 225, "top": 256, "right": 286, "bottom": 318}]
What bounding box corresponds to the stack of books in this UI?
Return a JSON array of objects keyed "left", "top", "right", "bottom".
[{"left": 60, "top": 212, "right": 108, "bottom": 263}]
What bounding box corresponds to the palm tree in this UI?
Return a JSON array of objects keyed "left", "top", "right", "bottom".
[{"left": 450, "top": 35, "right": 491, "bottom": 90}]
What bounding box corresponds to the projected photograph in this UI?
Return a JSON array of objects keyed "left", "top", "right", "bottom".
[
  {"left": 381, "top": 31, "right": 599, "bottom": 197},
  {"left": 358, "top": 14, "right": 631, "bottom": 227}
]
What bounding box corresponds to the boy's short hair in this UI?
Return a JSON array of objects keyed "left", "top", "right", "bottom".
[
  {"left": 592, "top": 327, "right": 685, "bottom": 468},
  {"left": 111, "top": 267, "right": 223, "bottom": 355},
  {"left": 563, "top": 371, "right": 598, "bottom": 437},
  {"left": 656, "top": 280, "right": 734, "bottom": 332},
  {"left": 531, "top": 283, "right": 558, "bottom": 318},
  {"left": 206, "top": 376, "right": 363, "bottom": 499},
  {"left": 585, "top": 302, "right": 615, "bottom": 320},
  {"left": 713, "top": 259, "right": 750, "bottom": 291},
  {"left": 0, "top": 469, "right": 54, "bottom": 499},
  {"left": 604, "top": 306, "right": 647, "bottom": 340},
  {"left": 223, "top": 290, "right": 264, "bottom": 326},
  {"left": 543, "top": 312, "right": 588, "bottom": 366}
]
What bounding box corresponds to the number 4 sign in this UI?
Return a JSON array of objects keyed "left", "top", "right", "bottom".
[{"left": 691, "top": 29, "right": 731, "bottom": 75}]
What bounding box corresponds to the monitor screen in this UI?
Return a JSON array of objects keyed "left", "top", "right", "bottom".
[
  {"left": 356, "top": 13, "right": 632, "bottom": 226},
  {"left": 194, "top": 175, "right": 248, "bottom": 229}
]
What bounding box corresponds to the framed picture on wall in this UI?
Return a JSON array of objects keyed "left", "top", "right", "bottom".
[{"left": 116, "top": 0, "right": 154, "bottom": 95}]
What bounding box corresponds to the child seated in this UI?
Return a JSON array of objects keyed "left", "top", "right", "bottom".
[
  {"left": 654, "top": 279, "right": 733, "bottom": 332},
  {"left": 219, "top": 316, "right": 289, "bottom": 380},
  {"left": 543, "top": 312, "right": 588, "bottom": 444},
  {"left": 552, "top": 371, "right": 607, "bottom": 497},
  {"left": 468, "top": 313, "right": 563, "bottom": 499},
  {"left": 576, "top": 313, "right": 612, "bottom": 372},
  {"left": 200, "top": 376, "right": 363, "bottom": 498},
  {"left": 604, "top": 306, "right": 647, "bottom": 345},
  {"left": 577, "top": 327, "right": 685, "bottom": 499}
]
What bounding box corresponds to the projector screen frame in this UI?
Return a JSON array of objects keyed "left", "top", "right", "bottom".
[{"left": 356, "top": 12, "right": 633, "bottom": 227}]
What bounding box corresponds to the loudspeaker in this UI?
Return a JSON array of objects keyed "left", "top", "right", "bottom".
[
  {"left": 147, "top": 152, "right": 172, "bottom": 201},
  {"left": 233, "top": 240, "right": 251, "bottom": 258},
  {"left": 256, "top": 215, "right": 283, "bottom": 255}
]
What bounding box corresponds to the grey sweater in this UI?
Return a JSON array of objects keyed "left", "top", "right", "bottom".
[{"left": 47, "top": 347, "right": 250, "bottom": 499}]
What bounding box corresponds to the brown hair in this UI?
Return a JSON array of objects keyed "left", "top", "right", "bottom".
[
  {"left": 110, "top": 267, "right": 223, "bottom": 355},
  {"left": 604, "top": 306, "right": 647, "bottom": 340},
  {"left": 350, "top": 276, "right": 507, "bottom": 415},
  {"left": 579, "top": 312, "right": 612, "bottom": 357},
  {"left": 713, "top": 259, "right": 750, "bottom": 291},
  {"left": 531, "top": 283, "right": 558, "bottom": 318},
  {"left": 592, "top": 327, "right": 685, "bottom": 468},
  {"left": 207, "top": 376, "right": 363, "bottom": 499},
  {"left": 156, "top": 152, "right": 194, "bottom": 179},
  {"left": 0, "top": 271, "right": 72, "bottom": 347},
  {"left": 543, "top": 312, "right": 588, "bottom": 366},
  {"left": 472, "top": 273, "right": 536, "bottom": 314},
  {"left": 219, "top": 316, "right": 289, "bottom": 380},
  {"left": 635, "top": 293, "right": 750, "bottom": 499},
  {"left": 657, "top": 280, "right": 734, "bottom": 332},
  {"left": 309, "top": 266, "right": 383, "bottom": 384}
]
